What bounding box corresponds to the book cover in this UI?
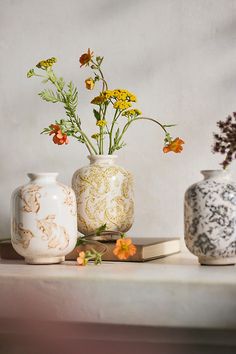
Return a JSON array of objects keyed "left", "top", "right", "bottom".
[
  {"left": 66, "top": 237, "right": 181, "bottom": 262},
  {"left": 0, "top": 238, "right": 180, "bottom": 262}
]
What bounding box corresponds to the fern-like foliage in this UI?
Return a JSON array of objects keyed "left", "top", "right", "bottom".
[
  {"left": 64, "top": 81, "right": 78, "bottom": 120},
  {"left": 38, "top": 89, "right": 63, "bottom": 103}
]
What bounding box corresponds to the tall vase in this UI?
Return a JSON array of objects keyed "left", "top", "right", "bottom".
[
  {"left": 184, "top": 170, "right": 236, "bottom": 265},
  {"left": 11, "top": 173, "right": 77, "bottom": 264},
  {"left": 72, "top": 155, "right": 134, "bottom": 235}
]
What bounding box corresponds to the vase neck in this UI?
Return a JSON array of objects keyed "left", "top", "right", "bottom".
[
  {"left": 201, "top": 170, "right": 231, "bottom": 180},
  {"left": 27, "top": 172, "right": 58, "bottom": 183},
  {"left": 88, "top": 155, "right": 118, "bottom": 166}
]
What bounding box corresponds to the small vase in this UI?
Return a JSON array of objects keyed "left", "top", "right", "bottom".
[
  {"left": 72, "top": 155, "right": 134, "bottom": 235},
  {"left": 11, "top": 173, "right": 77, "bottom": 264},
  {"left": 184, "top": 170, "right": 236, "bottom": 265}
]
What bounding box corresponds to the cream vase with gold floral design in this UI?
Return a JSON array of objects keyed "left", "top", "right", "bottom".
[
  {"left": 72, "top": 155, "right": 134, "bottom": 235},
  {"left": 11, "top": 173, "right": 77, "bottom": 264}
]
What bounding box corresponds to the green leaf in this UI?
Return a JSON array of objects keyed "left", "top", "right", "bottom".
[
  {"left": 57, "top": 77, "right": 65, "bottom": 90},
  {"left": 38, "top": 89, "right": 63, "bottom": 103},
  {"left": 95, "top": 224, "right": 107, "bottom": 236},
  {"left": 93, "top": 109, "right": 100, "bottom": 121}
]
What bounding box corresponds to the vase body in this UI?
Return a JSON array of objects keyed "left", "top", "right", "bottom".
[
  {"left": 184, "top": 170, "right": 236, "bottom": 265},
  {"left": 11, "top": 173, "right": 77, "bottom": 264},
  {"left": 72, "top": 155, "right": 134, "bottom": 235}
]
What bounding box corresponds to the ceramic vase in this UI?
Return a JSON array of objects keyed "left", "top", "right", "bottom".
[
  {"left": 184, "top": 170, "right": 236, "bottom": 265},
  {"left": 72, "top": 155, "right": 134, "bottom": 235},
  {"left": 11, "top": 173, "right": 77, "bottom": 264}
]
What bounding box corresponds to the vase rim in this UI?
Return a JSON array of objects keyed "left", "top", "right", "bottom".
[
  {"left": 201, "top": 169, "right": 230, "bottom": 179},
  {"left": 87, "top": 154, "right": 118, "bottom": 159},
  {"left": 27, "top": 172, "right": 59, "bottom": 180}
]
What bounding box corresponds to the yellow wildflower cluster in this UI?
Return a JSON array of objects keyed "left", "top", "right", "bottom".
[
  {"left": 36, "top": 57, "right": 57, "bottom": 70},
  {"left": 96, "top": 120, "right": 107, "bottom": 127},
  {"left": 113, "top": 100, "right": 131, "bottom": 110},
  {"left": 91, "top": 89, "right": 137, "bottom": 109},
  {"left": 105, "top": 89, "right": 136, "bottom": 102},
  {"left": 122, "top": 109, "right": 142, "bottom": 117}
]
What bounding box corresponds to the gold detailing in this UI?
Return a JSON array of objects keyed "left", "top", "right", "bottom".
[
  {"left": 72, "top": 164, "right": 134, "bottom": 235},
  {"left": 37, "top": 215, "right": 69, "bottom": 250},
  {"left": 59, "top": 183, "right": 77, "bottom": 216},
  {"left": 19, "top": 185, "right": 42, "bottom": 213},
  {"left": 12, "top": 220, "right": 34, "bottom": 249}
]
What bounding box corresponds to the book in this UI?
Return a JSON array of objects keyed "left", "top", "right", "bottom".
[
  {"left": 66, "top": 237, "right": 181, "bottom": 262},
  {"left": 0, "top": 238, "right": 180, "bottom": 262}
]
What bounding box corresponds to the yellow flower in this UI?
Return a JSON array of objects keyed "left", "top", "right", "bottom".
[
  {"left": 85, "top": 77, "right": 95, "bottom": 90},
  {"left": 91, "top": 95, "right": 106, "bottom": 105},
  {"left": 96, "top": 120, "right": 107, "bottom": 127},
  {"left": 77, "top": 251, "right": 88, "bottom": 266},
  {"left": 129, "top": 95, "right": 136, "bottom": 102},
  {"left": 36, "top": 57, "right": 57, "bottom": 70},
  {"left": 122, "top": 109, "right": 142, "bottom": 117},
  {"left": 113, "top": 100, "right": 131, "bottom": 110},
  {"left": 103, "top": 90, "right": 113, "bottom": 99},
  {"left": 91, "top": 133, "right": 100, "bottom": 140},
  {"left": 113, "top": 238, "right": 137, "bottom": 260}
]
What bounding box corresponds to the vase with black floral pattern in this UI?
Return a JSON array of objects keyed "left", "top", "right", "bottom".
[{"left": 184, "top": 170, "right": 236, "bottom": 265}]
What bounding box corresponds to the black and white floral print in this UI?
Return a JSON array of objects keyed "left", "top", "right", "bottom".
[{"left": 185, "top": 172, "right": 236, "bottom": 258}]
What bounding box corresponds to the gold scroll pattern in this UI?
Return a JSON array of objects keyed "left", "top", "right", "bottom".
[
  {"left": 72, "top": 165, "right": 134, "bottom": 235},
  {"left": 37, "top": 215, "right": 69, "bottom": 250},
  {"left": 19, "top": 185, "right": 42, "bottom": 213},
  {"left": 12, "top": 220, "right": 34, "bottom": 249}
]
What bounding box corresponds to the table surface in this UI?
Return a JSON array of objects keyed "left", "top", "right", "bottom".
[{"left": 1, "top": 252, "right": 236, "bottom": 329}]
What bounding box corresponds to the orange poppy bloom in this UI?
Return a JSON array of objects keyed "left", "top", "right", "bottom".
[
  {"left": 113, "top": 238, "right": 137, "bottom": 260},
  {"left": 79, "top": 48, "right": 94, "bottom": 67},
  {"left": 163, "top": 137, "right": 184, "bottom": 153},
  {"left": 49, "top": 124, "right": 69, "bottom": 145},
  {"left": 77, "top": 251, "right": 88, "bottom": 266}
]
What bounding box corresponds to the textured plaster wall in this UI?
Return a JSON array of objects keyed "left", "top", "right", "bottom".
[{"left": 0, "top": 0, "right": 236, "bottom": 240}]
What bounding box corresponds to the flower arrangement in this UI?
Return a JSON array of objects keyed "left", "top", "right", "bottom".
[
  {"left": 27, "top": 49, "right": 185, "bottom": 265},
  {"left": 27, "top": 49, "right": 184, "bottom": 155},
  {"left": 213, "top": 113, "right": 236, "bottom": 169}
]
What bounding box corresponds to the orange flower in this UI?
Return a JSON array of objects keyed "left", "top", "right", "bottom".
[
  {"left": 77, "top": 251, "right": 88, "bottom": 266},
  {"left": 49, "top": 124, "right": 69, "bottom": 145},
  {"left": 113, "top": 238, "right": 137, "bottom": 260},
  {"left": 85, "top": 77, "right": 95, "bottom": 90},
  {"left": 79, "top": 48, "right": 94, "bottom": 67},
  {"left": 163, "top": 137, "right": 184, "bottom": 153}
]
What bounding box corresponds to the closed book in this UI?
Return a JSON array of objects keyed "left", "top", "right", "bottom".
[
  {"left": 0, "top": 238, "right": 180, "bottom": 262},
  {"left": 66, "top": 237, "right": 181, "bottom": 262}
]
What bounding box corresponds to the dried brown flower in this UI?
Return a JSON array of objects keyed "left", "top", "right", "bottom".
[{"left": 213, "top": 112, "right": 236, "bottom": 169}]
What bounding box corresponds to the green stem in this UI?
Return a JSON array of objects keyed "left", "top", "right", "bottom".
[
  {"left": 108, "top": 109, "right": 120, "bottom": 154},
  {"left": 48, "top": 70, "right": 98, "bottom": 155},
  {"left": 115, "top": 116, "right": 169, "bottom": 151}
]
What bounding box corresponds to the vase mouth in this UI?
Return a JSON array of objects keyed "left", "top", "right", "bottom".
[
  {"left": 201, "top": 169, "right": 230, "bottom": 179},
  {"left": 88, "top": 155, "right": 118, "bottom": 164},
  {"left": 27, "top": 172, "right": 59, "bottom": 181}
]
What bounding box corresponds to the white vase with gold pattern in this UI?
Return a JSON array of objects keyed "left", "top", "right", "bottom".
[
  {"left": 72, "top": 155, "right": 134, "bottom": 235},
  {"left": 11, "top": 173, "right": 77, "bottom": 264}
]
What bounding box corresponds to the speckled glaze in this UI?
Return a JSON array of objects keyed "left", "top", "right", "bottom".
[
  {"left": 184, "top": 170, "right": 236, "bottom": 265},
  {"left": 11, "top": 173, "right": 77, "bottom": 264},
  {"left": 72, "top": 155, "right": 134, "bottom": 235}
]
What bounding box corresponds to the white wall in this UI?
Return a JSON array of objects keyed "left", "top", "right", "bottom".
[{"left": 1, "top": 0, "right": 236, "bottom": 239}]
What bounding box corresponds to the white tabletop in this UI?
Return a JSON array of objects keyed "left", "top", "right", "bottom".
[{"left": 1, "top": 252, "right": 236, "bottom": 329}]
